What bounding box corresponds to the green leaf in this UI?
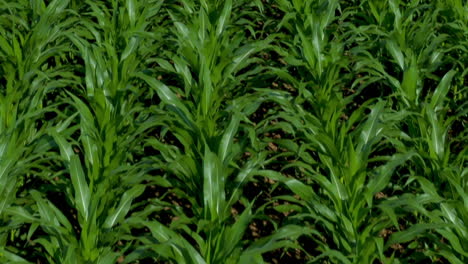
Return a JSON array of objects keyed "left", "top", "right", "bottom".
[
  {"left": 0, "top": 248, "right": 32, "bottom": 263},
  {"left": 430, "top": 70, "right": 456, "bottom": 109},
  {"left": 126, "top": 0, "right": 136, "bottom": 26},
  {"left": 367, "top": 153, "right": 414, "bottom": 197},
  {"left": 121, "top": 36, "right": 138, "bottom": 61},
  {"left": 218, "top": 113, "right": 240, "bottom": 163},
  {"left": 4, "top": 206, "right": 38, "bottom": 223},
  {"left": 221, "top": 201, "right": 254, "bottom": 261},
  {"left": 104, "top": 184, "right": 145, "bottom": 228},
  {"left": 0, "top": 35, "right": 13, "bottom": 56},
  {"left": 241, "top": 225, "right": 307, "bottom": 258},
  {"left": 359, "top": 101, "right": 385, "bottom": 151},
  {"left": 143, "top": 220, "right": 207, "bottom": 264},
  {"left": 401, "top": 58, "right": 419, "bottom": 103},
  {"left": 50, "top": 130, "right": 74, "bottom": 161},
  {"left": 386, "top": 40, "right": 405, "bottom": 70},
  {"left": 216, "top": 0, "right": 232, "bottom": 36},
  {"left": 385, "top": 223, "right": 446, "bottom": 247},
  {"left": 135, "top": 72, "right": 195, "bottom": 129},
  {"left": 69, "top": 155, "right": 90, "bottom": 220},
  {"left": 203, "top": 148, "right": 225, "bottom": 220}
]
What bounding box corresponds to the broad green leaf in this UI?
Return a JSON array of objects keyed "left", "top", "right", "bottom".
[
  {"left": 242, "top": 225, "right": 307, "bottom": 257},
  {"left": 0, "top": 248, "right": 32, "bottom": 263},
  {"left": 218, "top": 113, "right": 240, "bottom": 163},
  {"left": 0, "top": 176, "right": 15, "bottom": 217},
  {"left": 69, "top": 155, "right": 90, "bottom": 220},
  {"left": 126, "top": 0, "right": 136, "bottom": 26},
  {"left": 312, "top": 250, "right": 352, "bottom": 264},
  {"left": 203, "top": 148, "right": 225, "bottom": 220},
  {"left": 401, "top": 58, "right": 419, "bottom": 103},
  {"left": 367, "top": 153, "right": 414, "bottom": 198},
  {"left": 386, "top": 40, "right": 405, "bottom": 70},
  {"left": 426, "top": 107, "right": 445, "bottom": 160},
  {"left": 104, "top": 184, "right": 145, "bottom": 228},
  {"left": 30, "top": 190, "right": 59, "bottom": 226},
  {"left": 135, "top": 72, "right": 195, "bottom": 129},
  {"left": 143, "top": 220, "right": 206, "bottom": 264},
  {"left": 437, "top": 229, "right": 468, "bottom": 258},
  {"left": 385, "top": 223, "right": 445, "bottom": 247},
  {"left": 216, "top": 0, "right": 232, "bottom": 36},
  {"left": 0, "top": 35, "right": 13, "bottom": 56},
  {"left": 359, "top": 101, "right": 385, "bottom": 151},
  {"left": 4, "top": 206, "right": 38, "bottom": 223},
  {"left": 121, "top": 36, "right": 138, "bottom": 61},
  {"left": 50, "top": 130, "right": 74, "bottom": 161},
  {"left": 430, "top": 70, "right": 456, "bottom": 109}
]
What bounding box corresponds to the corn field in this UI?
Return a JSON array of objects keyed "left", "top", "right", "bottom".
[{"left": 0, "top": 0, "right": 466, "bottom": 263}]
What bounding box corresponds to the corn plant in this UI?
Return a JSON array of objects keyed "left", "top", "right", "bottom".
[
  {"left": 392, "top": 70, "right": 467, "bottom": 263},
  {"left": 265, "top": 99, "right": 416, "bottom": 263},
  {"left": 356, "top": 2, "right": 468, "bottom": 261},
  {"left": 1, "top": 0, "right": 169, "bottom": 262},
  {"left": 264, "top": 0, "right": 466, "bottom": 263},
  {"left": 0, "top": 0, "right": 80, "bottom": 261},
  {"left": 132, "top": 0, "right": 308, "bottom": 263}
]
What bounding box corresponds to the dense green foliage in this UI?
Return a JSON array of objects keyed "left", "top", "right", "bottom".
[{"left": 0, "top": 0, "right": 466, "bottom": 263}]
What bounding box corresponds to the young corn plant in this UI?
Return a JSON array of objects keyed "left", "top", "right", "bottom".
[
  {"left": 393, "top": 70, "right": 467, "bottom": 263},
  {"left": 135, "top": 0, "right": 306, "bottom": 263},
  {"left": 348, "top": 1, "right": 467, "bottom": 261},
  {"left": 350, "top": 0, "right": 465, "bottom": 111},
  {"left": 267, "top": 0, "right": 429, "bottom": 262},
  {"left": 0, "top": 0, "right": 80, "bottom": 261},
  {"left": 272, "top": 0, "right": 350, "bottom": 119},
  {"left": 268, "top": 99, "right": 414, "bottom": 263},
  {"left": 6, "top": 1, "right": 168, "bottom": 262}
]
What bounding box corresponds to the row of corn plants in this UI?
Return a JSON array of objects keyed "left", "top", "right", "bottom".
[{"left": 0, "top": 0, "right": 466, "bottom": 263}]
